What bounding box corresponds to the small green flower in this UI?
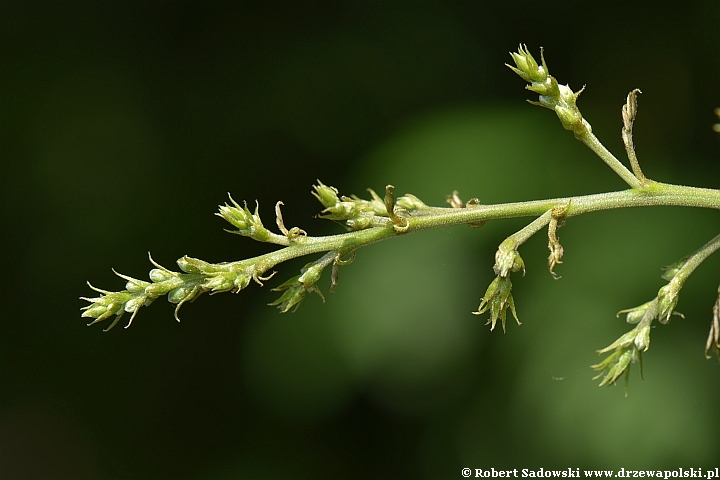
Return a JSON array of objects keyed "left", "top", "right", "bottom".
[
  {"left": 395, "top": 193, "right": 427, "bottom": 211},
  {"left": 494, "top": 239, "right": 525, "bottom": 277},
  {"left": 554, "top": 104, "right": 583, "bottom": 132},
  {"left": 168, "top": 284, "right": 199, "bottom": 304},
  {"left": 311, "top": 180, "right": 340, "bottom": 208},
  {"left": 473, "top": 276, "right": 520, "bottom": 332},
  {"left": 634, "top": 323, "right": 652, "bottom": 352},
  {"left": 592, "top": 344, "right": 640, "bottom": 390},
  {"left": 345, "top": 215, "right": 373, "bottom": 230},
  {"left": 657, "top": 281, "right": 684, "bottom": 324},
  {"left": 509, "top": 46, "right": 589, "bottom": 137},
  {"left": 81, "top": 285, "right": 132, "bottom": 327},
  {"left": 216, "top": 196, "right": 270, "bottom": 242},
  {"left": 81, "top": 283, "right": 147, "bottom": 331},
  {"left": 314, "top": 186, "right": 390, "bottom": 230},
  {"left": 507, "top": 44, "right": 548, "bottom": 83},
  {"left": 594, "top": 302, "right": 657, "bottom": 390},
  {"left": 597, "top": 329, "right": 639, "bottom": 354},
  {"left": 269, "top": 260, "right": 326, "bottom": 313},
  {"left": 176, "top": 256, "right": 219, "bottom": 274},
  {"left": 616, "top": 299, "right": 657, "bottom": 325}
]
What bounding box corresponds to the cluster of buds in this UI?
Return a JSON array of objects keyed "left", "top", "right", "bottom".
[
  {"left": 591, "top": 282, "right": 687, "bottom": 390},
  {"left": 591, "top": 300, "right": 657, "bottom": 390},
  {"left": 269, "top": 252, "right": 338, "bottom": 313},
  {"left": 507, "top": 45, "right": 590, "bottom": 138},
  {"left": 177, "top": 255, "right": 257, "bottom": 294},
  {"left": 216, "top": 195, "right": 271, "bottom": 242},
  {"left": 81, "top": 254, "right": 264, "bottom": 330},
  {"left": 591, "top": 343, "right": 641, "bottom": 392},
  {"left": 312, "top": 180, "right": 427, "bottom": 230},
  {"left": 474, "top": 238, "right": 525, "bottom": 332}
]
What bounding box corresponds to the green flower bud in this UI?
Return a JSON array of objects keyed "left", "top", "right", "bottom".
[
  {"left": 312, "top": 181, "right": 340, "bottom": 208},
  {"left": 82, "top": 304, "right": 114, "bottom": 319},
  {"left": 168, "top": 285, "right": 199, "bottom": 304},
  {"left": 216, "top": 197, "right": 270, "bottom": 241},
  {"left": 526, "top": 76, "right": 560, "bottom": 97},
  {"left": 706, "top": 286, "right": 720, "bottom": 359},
  {"left": 269, "top": 284, "right": 306, "bottom": 313},
  {"left": 362, "top": 189, "right": 388, "bottom": 215},
  {"left": 143, "top": 277, "right": 184, "bottom": 297},
  {"left": 592, "top": 346, "right": 636, "bottom": 387},
  {"left": 149, "top": 268, "right": 174, "bottom": 283},
  {"left": 346, "top": 215, "right": 372, "bottom": 230},
  {"left": 217, "top": 195, "right": 254, "bottom": 230},
  {"left": 597, "top": 329, "right": 638, "bottom": 354},
  {"left": 124, "top": 295, "right": 146, "bottom": 313},
  {"left": 298, "top": 263, "right": 323, "bottom": 287},
  {"left": 395, "top": 194, "right": 426, "bottom": 211},
  {"left": 112, "top": 270, "right": 149, "bottom": 293},
  {"left": 657, "top": 282, "right": 681, "bottom": 324},
  {"left": 234, "top": 273, "right": 251, "bottom": 291},
  {"left": 634, "top": 323, "right": 651, "bottom": 352},
  {"left": 318, "top": 201, "right": 361, "bottom": 221},
  {"left": 81, "top": 287, "right": 133, "bottom": 321},
  {"left": 177, "top": 256, "right": 215, "bottom": 274},
  {"left": 507, "top": 44, "right": 547, "bottom": 83},
  {"left": 473, "top": 276, "right": 520, "bottom": 332},
  {"left": 494, "top": 239, "right": 525, "bottom": 277},
  {"left": 554, "top": 105, "right": 582, "bottom": 131},
  {"left": 202, "top": 273, "right": 235, "bottom": 293},
  {"left": 125, "top": 279, "right": 149, "bottom": 293},
  {"left": 270, "top": 258, "right": 329, "bottom": 313},
  {"left": 617, "top": 299, "right": 656, "bottom": 325}
]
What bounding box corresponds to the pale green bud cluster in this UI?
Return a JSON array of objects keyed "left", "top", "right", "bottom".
[
  {"left": 657, "top": 280, "right": 683, "bottom": 325},
  {"left": 592, "top": 343, "right": 641, "bottom": 391},
  {"left": 593, "top": 303, "right": 653, "bottom": 389},
  {"left": 81, "top": 255, "right": 262, "bottom": 330},
  {"left": 474, "top": 236, "right": 527, "bottom": 332},
  {"left": 593, "top": 284, "right": 682, "bottom": 389},
  {"left": 473, "top": 276, "right": 519, "bottom": 333},
  {"left": 312, "top": 180, "right": 427, "bottom": 230},
  {"left": 507, "top": 45, "right": 589, "bottom": 138},
  {"left": 269, "top": 258, "right": 328, "bottom": 313},
  {"left": 216, "top": 196, "right": 270, "bottom": 242}
]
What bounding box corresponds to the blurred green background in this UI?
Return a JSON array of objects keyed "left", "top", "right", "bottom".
[{"left": 1, "top": 1, "right": 719, "bottom": 478}]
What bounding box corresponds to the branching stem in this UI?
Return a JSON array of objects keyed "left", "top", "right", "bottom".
[
  {"left": 232, "top": 182, "right": 719, "bottom": 276},
  {"left": 578, "top": 131, "right": 643, "bottom": 189}
]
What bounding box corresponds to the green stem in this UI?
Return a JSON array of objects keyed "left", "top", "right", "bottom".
[
  {"left": 237, "top": 182, "right": 720, "bottom": 274},
  {"left": 506, "top": 209, "right": 553, "bottom": 245},
  {"left": 672, "top": 233, "right": 720, "bottom": 285},
  {"left": 579, "top": 131, "right": 643, "bottom": 189}
]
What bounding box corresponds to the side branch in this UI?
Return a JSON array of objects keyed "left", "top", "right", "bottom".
[
  {"left": 226, "top": 183, "right": 720, "bottom": 275},
  {"left": 406, "top": 183, "right": 720, "bottom": 232}
]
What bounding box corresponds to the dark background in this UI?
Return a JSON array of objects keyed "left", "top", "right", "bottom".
[{"left": 1, "top": 1, "right": 719, "bottom": 478}]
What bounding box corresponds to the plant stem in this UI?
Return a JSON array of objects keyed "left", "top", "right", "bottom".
[
  {"left": 672, "top": 233, "right": 720, "bottom": 284},
  {"left": 236, "top": 182, "right": 720, "bottom": 274},
  {"left": 579, "top": 131, "right": 643, "bottom": 189}
]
